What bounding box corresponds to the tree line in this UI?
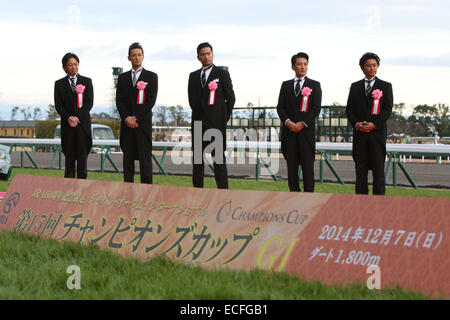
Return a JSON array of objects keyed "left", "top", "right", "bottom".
[{"left": 10, "top": 104, "right": 191, "bottom": 139}]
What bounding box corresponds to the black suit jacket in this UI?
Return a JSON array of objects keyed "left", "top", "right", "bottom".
[
  {"left": 277, "top": 77, "right": 322, "bottom": 160},
  {"left": 188, "top": 65, "right": 235, "bottom": 141},
  {"left": 345, "top": 77, "right": 393, "bottom": 157},
  {"left": 54, "top": 74, "right": 93, "bottom": 156},
  {"left": 116, "top": 68, "right": 158, "bottom": 153}
]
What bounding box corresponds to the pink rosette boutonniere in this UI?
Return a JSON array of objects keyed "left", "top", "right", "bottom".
[
  {"left": 136, "top": 81, "right": 148, "bottom": 104},
  {"left": 300, "top": 87, "right": 312, "bottom": 112},
  {"left": 75, "top": 84, "right": 85, "bottom": 109},
  {"left": 371, "top": 89, "right": 383, "bottom": 115},
  {"left": 208, "top": 79, "right": 219, "bottom": 106}
]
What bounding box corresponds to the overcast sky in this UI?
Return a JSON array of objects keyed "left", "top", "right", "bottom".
[{"left": 0, "top": 0, "right": 449, "bottom": 118}]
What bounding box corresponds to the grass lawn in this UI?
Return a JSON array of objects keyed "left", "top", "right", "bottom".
[
  {"left": 0, "top": 168, "right": 446, "bottom": 299},
  {"left": 0, "top": 231, "right": 428, "bottom": 300}
]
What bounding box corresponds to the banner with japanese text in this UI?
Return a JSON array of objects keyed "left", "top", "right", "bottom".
[{"left": 0, "top": 175, "right": 448, "bottom": 297}]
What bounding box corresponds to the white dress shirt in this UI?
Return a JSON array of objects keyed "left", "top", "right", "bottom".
[
  {"left": 200, "top": 65, "right": 213, "bottom": 86},
  {"left": 364, "top": 77, "right": 376, "bottom": 91},
  {"left": 68, "top": 74, "right": 78, "bottom": 86},
  {"left": 293, "top": 76, "right": 305, "bottom": 93}
]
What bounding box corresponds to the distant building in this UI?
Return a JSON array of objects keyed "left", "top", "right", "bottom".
[{"left": 0, "top": 120, "right": 35, "bottom": 138}]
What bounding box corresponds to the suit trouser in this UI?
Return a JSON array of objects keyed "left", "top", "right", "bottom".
[
  {"left": 192, "top": 139, "right": 228, "bottom": 189},
  {"left": 122, "top": 127, "right": 153, "bottom": 184},
  {"left": 353, "top": 134, "right": 385, "bottom": 195},
  {"left": 64, "top": 126, "right": 88, "bottom": 179},
  {"left": 285, "top": 133, "right": 315, "bottom": 192}
]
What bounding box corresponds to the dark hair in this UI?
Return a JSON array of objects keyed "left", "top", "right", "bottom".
[
  {"left": 197, "top": 42, "right": 213, "bottom": 55},
  {"left": 291, "top": 52, "right": 309, "bottom": 66},
  {"left": 62, "top": 53, "right": 79, "bottom": 67},
  {"left": 359, "top": 52, "right": 380, "bottom": 67},
  {"left": 128, "top": 42, "right": 144, "bottom": 56}
]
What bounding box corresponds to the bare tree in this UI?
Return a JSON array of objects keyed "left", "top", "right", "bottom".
[
  {"left": 46, "top": 104, "right": 60, "bottom": 120},
  {"left": 92, "top": 112, "right": 114, "bottom": 120},
  {"left": 109, "top": 106, "right": 121, "bottom": 120},
  {"left": 20, "top": 107, "right": 32, "bottom": 120},
  {"left": 33, "top": 107, "right": 42, "bottom": 120},
  {"left": 168, "top": 105, "right": 189, "bottom": 126},
  {"left": 154, "top": 105, "right": 170, "bottom": 126},
  {"left": 393, "top": 102, "right": 406, "bottom": 116},
  {"left": 11, "top": 106, "right": 19, "bottom": 120}
]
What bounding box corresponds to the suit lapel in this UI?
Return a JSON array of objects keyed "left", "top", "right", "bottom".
[
  {"left": 371, "top": 76, "right": 381, "bottom": 94},
  {"left": 369, "top": 77, "right": 384, "bottom": 113},
  {"left": 125, "top": 71, "right": 135, "bottom": 95},
  {"left": 63, "top": 75, "right": 72, "bottom": 93},
  {"left": 76, "top": 74, "right": 86, "bottom": 86},
  {"left": 359, "top": 78, "right": 366, "bottom": 97},
  {"left": 358, "top": 79, "right": 370, "bottom": 111},
  {"left": 290, "top": 79, "right": 297, "bottom": 98},
  {"left": 136, "top": 68, "right": 145, "bottom": 84},
  {"left": 206, "top": 65, "right": 218, "bottom": 85},
  {"left": 302, "top": 77, "right": 311, "bottom": 93}
]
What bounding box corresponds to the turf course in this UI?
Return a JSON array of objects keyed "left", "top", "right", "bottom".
[{"left": 0, "top": 168, "right": 448, "bottom": 299}]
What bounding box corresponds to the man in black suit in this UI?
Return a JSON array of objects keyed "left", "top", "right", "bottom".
[
  {"left": 277, "top": 52, "right": 322, "bottom": 192},
  {"left": 116, "top": 42, "right": 158, "bottom": 183},
  {"left": 54, "top": 52, "right": 93, "bottom": 179},
  {"left": 188, "top": 42, "right": 235, "bottom": 189},
  {"left": 345, "top": 52, "right": 393, "bottom": 195}
]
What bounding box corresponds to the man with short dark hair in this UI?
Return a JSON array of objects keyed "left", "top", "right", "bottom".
[
  {"left": 116, "top": 42, "right": 158, "bottom": 183},
  {"left": 188, "top": 42, "right": 235, "bottom": 189},
  {"left": 277, "top": 52, "right": 322, "bottom": 192},
  {"left": 345, "top": 52, "right": 393, "bottom": 195},
  {"left": 54, "top": 52, "right": 93, "bottom": 179}
]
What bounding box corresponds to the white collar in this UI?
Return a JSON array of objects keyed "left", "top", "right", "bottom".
[{"left": 202, "top": 64, "right": 213, "bottom": 72}]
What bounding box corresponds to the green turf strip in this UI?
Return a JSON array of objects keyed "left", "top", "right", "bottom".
[
  {"left": 0, "top": 168, "right": 447, "bottom": 299},
  {"left": 0, "top": 231, "right": 429, "bottom": 299}
]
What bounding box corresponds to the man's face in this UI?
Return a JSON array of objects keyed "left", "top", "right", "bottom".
[
  {"left": 291, "top": 57, "right": 308, "bottom": 78},
  {"left": 361, "top": 58, "right": 378, "bottom": 79},
  {"left": 128, "top": 48, "right": 144, "bottom": 69},
  {"left": 197, "top": 47, "right": 214, "bottom": 67},
  {"left": 64, "top": 57, "right": 79, "bottom": 77}
]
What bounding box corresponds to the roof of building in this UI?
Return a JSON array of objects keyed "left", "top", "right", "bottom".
[{"left": 0, "top": 120, "right": 36, "bottom": 127}]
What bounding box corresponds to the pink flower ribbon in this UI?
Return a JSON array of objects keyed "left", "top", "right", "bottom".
[
  {"left": 136, "top": 81, "right": 148, "bottom": 104},
  {"left": 371, "top": 89, "right": 383, "bottom": 115},
  {"left": 300, "top": 87, "right": 312, "bottom": 112},
  {"left": 208, "top": 81, "right": 218, "bottom": 105},
  {"left": 76, "top": 84, "right": 85, "bottom": 108}
]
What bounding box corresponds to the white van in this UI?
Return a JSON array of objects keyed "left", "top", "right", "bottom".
[{"left": 54, "top": 124, "right": 114, "bottom": 153}]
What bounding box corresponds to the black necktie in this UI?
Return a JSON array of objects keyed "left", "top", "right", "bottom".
[
  {"left": 70, "top": 77, "right": 76, "bottom": 92},
  {"left": 201, "top": 65, "right": 212, "bottom": 88},
  {"left": 295, "top": 79, "right": 302, "bottom": 96},
  {"left": 365, "top": 80, "right": 373, "bottom": 96}
]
